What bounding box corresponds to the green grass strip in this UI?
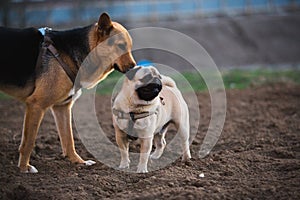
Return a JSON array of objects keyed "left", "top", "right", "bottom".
[{"left": 0, "top": 68, "right": 299, "bottom": 98}]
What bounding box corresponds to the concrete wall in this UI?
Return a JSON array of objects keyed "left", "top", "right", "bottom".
[{"left": 128, "top": 13, "right": 300, "bottom": 69}]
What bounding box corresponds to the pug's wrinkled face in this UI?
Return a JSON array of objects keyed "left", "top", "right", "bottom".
[{"left": 125, "top": 66, "right": 162, "bottom": 102}]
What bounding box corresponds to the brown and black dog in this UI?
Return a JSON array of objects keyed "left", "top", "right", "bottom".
[{"left": 0, "top": 13, "right": 136, "bottom": 173}]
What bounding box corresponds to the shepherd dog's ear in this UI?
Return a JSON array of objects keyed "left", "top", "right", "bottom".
[
  {"left": 98, "top": 13, "right": 113, "bottom": 36},
  {"left": 125, "top": 67, "right": 141, "bottom": 80}
]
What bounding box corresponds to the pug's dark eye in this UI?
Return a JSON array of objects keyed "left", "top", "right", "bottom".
[{"left": 118, "top": 43, "right": 126, "bottom": 51}]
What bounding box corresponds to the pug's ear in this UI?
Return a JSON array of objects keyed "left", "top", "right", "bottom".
[
  {"left": 125, "top": 67, "right": 141, "bottom": 80},
  {"left": 98, "top": 13, "right": 113, "bottom": 36}
]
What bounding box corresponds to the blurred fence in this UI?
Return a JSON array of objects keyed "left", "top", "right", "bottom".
[{"left": 1, "top": 0, "right": 300, "bottom": 28}]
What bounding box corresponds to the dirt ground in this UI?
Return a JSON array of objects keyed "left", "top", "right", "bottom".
[{"left": 0, "top": 82, "right": 299, "bottom": 200}]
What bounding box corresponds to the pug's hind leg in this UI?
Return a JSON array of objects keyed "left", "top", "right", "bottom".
[
  {"left": 175, "top": 123, "right": 191, "bottom": 162},
  {"left": 150, "top": 130, "right": 166, "bottom": 160},
  {"left": 115, "top": 128, "right": 130, "bottom": 169}
]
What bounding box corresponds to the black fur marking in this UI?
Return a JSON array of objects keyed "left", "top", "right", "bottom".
[
  {"left": 46, "top": 25, "right": 91, "bottom": 69},
  {"left": 140, "top": 74, "right": 153, "bottom": 83},
  {"left": 125, "top": 67, "right": 141, "bottom": 80},
  {"left": 98, "top": 13, "right": 113, "bottom": 36},
  {"left": 0, "top": 27, "right": 43, "bottom": 87},
  {"left": 0, "top": 25, "right": 92, "bottom": 88},
  {"left": 136, "top": 77, "right": 162, "bottom": 101},
  {"left": 114, "top": 63, "right": 121, "bottom": 72}
]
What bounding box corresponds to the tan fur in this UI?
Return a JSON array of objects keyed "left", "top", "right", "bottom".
[
  {"left": 113, "top": 66, "right": 191, "bottom": 173},
  {"left": 1, "top": 13, "right": 136, "bottom": 173},
  {"left": 161, "top": 75, "right": 176, "bottom": 88}
]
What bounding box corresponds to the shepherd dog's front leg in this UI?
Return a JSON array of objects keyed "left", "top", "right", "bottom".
[
  {"left": 18, "top": 104, "right": 45, "bottom": 173},
  {"left": 51, "top": 102, "right": 95, "bottom": 166}
]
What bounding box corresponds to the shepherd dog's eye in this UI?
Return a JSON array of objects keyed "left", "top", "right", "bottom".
[
  {"left": 117, "top": 43, "right": 126, "bottom": 51},
  {"left": 108, "top": 37, "right": 115, "bottom": 46}
]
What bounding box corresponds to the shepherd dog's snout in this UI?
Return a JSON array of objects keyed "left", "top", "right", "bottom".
[
  {"left": 136, "top": 77, "right": 162, "bottom": 101},
  {"left": 114, "top": 62, "right": 135, "bottom": 73}
]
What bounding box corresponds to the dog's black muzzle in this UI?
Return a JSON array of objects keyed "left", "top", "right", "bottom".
[
  {"left": 136, "top": 77, "right": 162, "bottom": 101},
  {"left": 114, "top": 63, "right": 135, "bottom": 73}
]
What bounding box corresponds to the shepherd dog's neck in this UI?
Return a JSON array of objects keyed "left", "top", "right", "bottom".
[{"left": 47, "top": 25, "right": 92, "bottom": 68}]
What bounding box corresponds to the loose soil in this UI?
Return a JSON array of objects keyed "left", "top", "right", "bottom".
[{"left": 0, "top": 83, "right": 299, "bottom": 199}]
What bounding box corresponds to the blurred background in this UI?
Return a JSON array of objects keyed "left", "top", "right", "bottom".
[{"left": 1, "top": 0, "right": 300, "bottom": 74}]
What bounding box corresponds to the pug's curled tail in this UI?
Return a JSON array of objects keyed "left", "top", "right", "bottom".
[{"left": 161, "top": 75, "right": 176, "bottom": 88}]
